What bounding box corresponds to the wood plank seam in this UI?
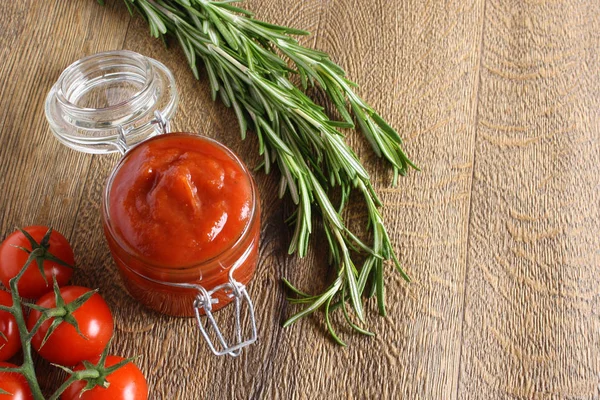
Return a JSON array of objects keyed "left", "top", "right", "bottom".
[{"left": 454, "top": 0, "right": 488, "bottom": 399}]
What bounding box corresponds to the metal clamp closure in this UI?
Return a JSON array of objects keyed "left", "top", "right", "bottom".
[
  {"left": 112, "top": 110, "right": 171, "bottom": 155},
  {"left": 193, "top": 267, "right": 258, "bottom": 357},
  {"left": 151, "top": 110, "right": 170, "bottom": 135}
]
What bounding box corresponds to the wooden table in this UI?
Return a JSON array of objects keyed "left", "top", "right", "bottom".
[{"left": 1, "top": 0, "right": 599, "bottom": 398}]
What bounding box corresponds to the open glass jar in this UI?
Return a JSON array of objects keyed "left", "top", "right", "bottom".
[{"left": 45, "top": 50, "right": 258, "bottom": 356}]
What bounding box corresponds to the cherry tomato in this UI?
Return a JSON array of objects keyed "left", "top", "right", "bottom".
[
  {"left": 61, "top": 356, "right": 148, "bottom": 400},
  {"left": 0, "top": 291, "right": 20, "bottom": 361},
  {"left": 0, "top": 226, "right": 74, "bottom": 299},
  {"left": 0, "top": 362, "right": 33, "bottom": 400},
  {"left": 26, "top": 286, "right": 113, "bottom": 366}
]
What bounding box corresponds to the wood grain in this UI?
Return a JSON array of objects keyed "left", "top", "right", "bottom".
[
  {"left": 458, "top": 1, "right": 600, "bottom": 399},
  {"left": 0, "top": 0, "right": 598, "bottom": 398}
]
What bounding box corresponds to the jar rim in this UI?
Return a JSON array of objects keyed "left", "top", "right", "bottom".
[
  {"left": 56, "top": 50, "right": 154, "bottom": 122},
  {"left": 45, "top": 50, "right": 178, "bottom": 154},
  {"left": 101, "top": 132, "right": 259, "bottom": 280}
]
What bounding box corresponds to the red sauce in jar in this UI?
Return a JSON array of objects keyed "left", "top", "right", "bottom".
[{"left": 102, "top": 133, "right": 260, "bottom": 316}]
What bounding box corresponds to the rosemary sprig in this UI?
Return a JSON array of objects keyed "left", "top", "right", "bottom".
[{"left": 112, "top": 0, "right": 416, "bottom": 341}]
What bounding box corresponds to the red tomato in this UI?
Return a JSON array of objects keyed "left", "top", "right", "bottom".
[
  {"left": 0, "top": 362, "right": 33, "bottom": 400},
  {"left": 0, "top": 291, "right": 20, "bottom": 361},
  {"left": 0, "top": 226, "right": 74, "bottom": 299},
  {"left": 26, "top": 286, "right": 113, "bottom": 366},
  {"left": 61, "top": 356, "right": 148, "bottom": 400}
]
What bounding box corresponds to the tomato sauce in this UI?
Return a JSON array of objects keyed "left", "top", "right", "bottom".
[{"left": 102, "top": 133, "right": 259, "bottom": 316}]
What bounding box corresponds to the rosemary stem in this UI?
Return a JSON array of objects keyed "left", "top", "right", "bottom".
[{"left": 115, "top": 0, "right": 415, "bottom": 342}]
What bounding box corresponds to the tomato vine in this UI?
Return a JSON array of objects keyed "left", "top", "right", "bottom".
[{"left": 0, "top": 228, "right": 142, "bottom": 399}]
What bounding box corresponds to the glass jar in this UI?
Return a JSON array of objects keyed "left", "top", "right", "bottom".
[
  {"left": 45, "top": 50, "right": 258, "bottom": 356},
  {"left": 45, "top": 50, "right": 178, "bottom": 154},
  {"left": 103, "top": 133, "right": 261, "bottom": 317}
]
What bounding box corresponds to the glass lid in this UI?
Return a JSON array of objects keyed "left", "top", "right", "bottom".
[{"left": 45, "top": 50, "right": 178, "bottom": 154}]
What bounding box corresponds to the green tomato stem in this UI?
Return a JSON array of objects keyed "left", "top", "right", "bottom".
[
  {"left": 6, "top": 289, "right": 45, "bottom": 400},
  {"left": 47, "top": 370, "right": 99, "bottom": 400},
  {"left": 0, "top": 365, "right": 20, "bottom": 373},
  {"left": 5, "top": 244, "right": 67, "bottom": 399},
  {"left": 1, "top": 228, "right": 108, "bottom": 399},
  {"left": 48, "top": 376, "right": 77, "bottom": 400}
]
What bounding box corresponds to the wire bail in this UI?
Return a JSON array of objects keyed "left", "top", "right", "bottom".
[
  {"left": 114, "top": 126, "right": 130, "bottom": 155},
  {"left": 113, "top": 110, "right": 170, "bottom": 155},
  {"left": 193, "top": 265, "right": 258, "bottom": 357},
  {"left": 152, "top": 110, "right": 170, "bottom": 134}
]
